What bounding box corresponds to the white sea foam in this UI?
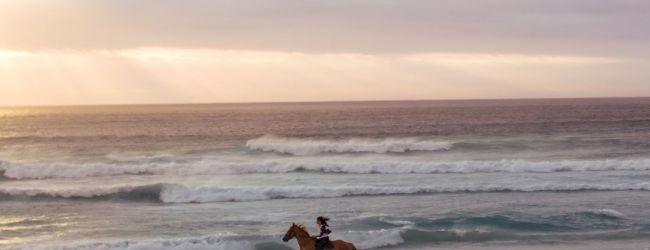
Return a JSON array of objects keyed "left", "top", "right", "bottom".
[
  {"left": 334, "top": 228, "right": 405, "bottom": 249},
  {"left": 378, "top": 217, "right": 416, "bottom": 226},
  {"left": 5, "top": 182, "right": 647, "bottom": 203},
  {"left": 6, "top": 229, "right": 408, "bottom": 250},
  {"left": 590, "top": 209, "right": 626, "bottom": 219},
  {"left": 6, "top": 236, "right": 255, "bottom": 250},
  {"left": 246, "top": 135, "right": 454, "bottom": 155},
  {"left": 4, "top": 158, "right": 650, "bottom": 180},
  {"left": 157, "top": 183, "right": 650, "bottom": 203}
]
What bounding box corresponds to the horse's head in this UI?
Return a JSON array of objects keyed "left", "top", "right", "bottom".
[{"left": 282, "top": 223, "right": 297, "bottom": 242}]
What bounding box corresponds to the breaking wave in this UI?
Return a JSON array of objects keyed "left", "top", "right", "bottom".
[
  {"left": 3, "top": 183, "right": 650, "bottom": 203},
  {"left": 586, "top": 209, "right": 626, "bottom": 219},
  {"left": 246, "top": 135, "right": 454, "bottom": 155},
  {"left": 3, "top": 158, "right": 650, "bottom": 180},
  {"left": 156, "top": 183, "right": 650, "bottom": 203}
]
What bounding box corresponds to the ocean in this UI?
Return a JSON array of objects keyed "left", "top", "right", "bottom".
[{"left": 1, "top": 98, "right": 650, "bottom": 250}]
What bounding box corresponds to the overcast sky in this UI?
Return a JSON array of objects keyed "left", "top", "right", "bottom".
[{"left": 0, "top": 0, "right": 648, "bottom": 105}]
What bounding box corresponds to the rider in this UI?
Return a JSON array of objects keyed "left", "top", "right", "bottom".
[{"left": 314, "top": 216, "right": 332, "bottom": 250}]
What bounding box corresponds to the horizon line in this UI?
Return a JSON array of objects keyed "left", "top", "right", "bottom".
[{"left": 1, "top": 96, "right": 649, "bottom": 109}]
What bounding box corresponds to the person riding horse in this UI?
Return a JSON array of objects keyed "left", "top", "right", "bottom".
[
  {"left": 282, "top": 217, "right": 357, "bottom": 250},
  {"left": 313, "top": 216, "right": 332, "bottom": 250}
]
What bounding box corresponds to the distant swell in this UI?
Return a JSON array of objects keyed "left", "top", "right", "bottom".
[
  {"left": 3, "top": 183, "right": 650, "bottom": 203},
  {"left": 3, "top": 158, "right": 650, "bottom": 180},
  {"left": 246, "top": 135, "right": 454, "bottom": 155},
  {"left": 0, "top": 184, "right": 164, "bottom": 202},
  {"left": 1, "top": 162, "right": 166, "bottom": 180}
]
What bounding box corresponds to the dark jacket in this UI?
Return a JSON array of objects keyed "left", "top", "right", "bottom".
[{"left": 316, "top": 225, "right": 331, "bottom": 239}]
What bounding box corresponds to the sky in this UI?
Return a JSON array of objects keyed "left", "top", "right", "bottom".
[{"left": 0, "top": 0, "right": 649, "bottom": 106}]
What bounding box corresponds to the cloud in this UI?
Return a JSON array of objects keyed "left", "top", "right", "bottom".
[
  {"left": 0, "top": 0, "right": 648, "bottom": 57},
  {"left": 403, "top": 53, "right": 620, "bottom": 65},
  {"left": 1, "top": 1, "right": 648, "bottom": 105},
  {"left": 0, "top": 48, "right": 646, "bottom": 106}
]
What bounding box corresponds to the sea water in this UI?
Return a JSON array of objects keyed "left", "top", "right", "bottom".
[{"left": 1, "top": 98, "right": 650, "bottom": 249}]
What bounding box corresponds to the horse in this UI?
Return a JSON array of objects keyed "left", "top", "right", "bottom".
[{"left": 282, "top": 223, "right": 357, "bottom": 250}]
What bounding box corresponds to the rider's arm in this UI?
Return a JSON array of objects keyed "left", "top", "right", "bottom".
[{"left": 316, "top": 225, "right": 331, "bottom": 239}]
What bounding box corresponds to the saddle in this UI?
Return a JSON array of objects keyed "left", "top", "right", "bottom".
[{"left": 315, "top": 239, "right": 334, "bottom": 250}]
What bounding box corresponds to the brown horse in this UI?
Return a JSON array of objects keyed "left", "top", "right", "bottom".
[{"left": 282, "top": 223, "right": 357, "bottom": 250}]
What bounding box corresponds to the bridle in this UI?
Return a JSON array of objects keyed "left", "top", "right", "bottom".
[{"left": 283, "top": 223, "right": 311, "bottom": 242}]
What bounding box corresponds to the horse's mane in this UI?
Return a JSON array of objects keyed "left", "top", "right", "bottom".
[{"left": 295, "top": 224, "right": 310, "bottom": 234}]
